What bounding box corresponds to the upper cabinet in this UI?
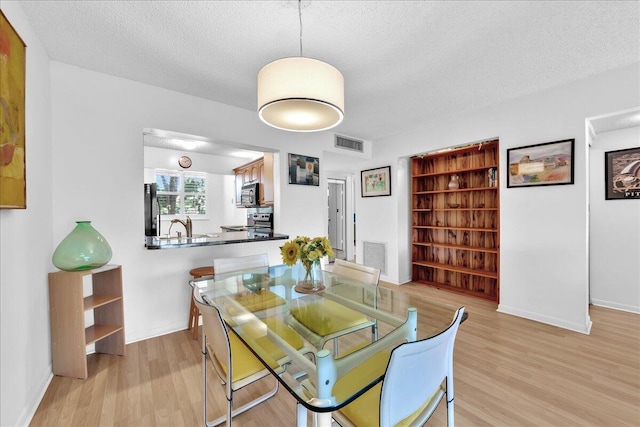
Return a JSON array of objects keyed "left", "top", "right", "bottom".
[
  {"left": 233, "top": 152, "right": 274, "bottom": 207},
  {"left": 410, "top": 140, "right": 500, "bottom": 302}
]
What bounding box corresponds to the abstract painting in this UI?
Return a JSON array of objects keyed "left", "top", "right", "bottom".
[{"left": 0, "top": 11, "right": 27, "bottom": 208}]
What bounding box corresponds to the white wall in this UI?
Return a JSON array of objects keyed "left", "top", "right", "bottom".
[
  {"left": 0, "top": 3, "right": 53, "bottom": 426},
  {"left": 589, "top": 126, "right": 640, "bottom": 312},
  {"left": 357, "top": 63, "right": 640, "bottom": 334}
]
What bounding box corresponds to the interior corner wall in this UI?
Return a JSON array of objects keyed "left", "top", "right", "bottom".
[
  {"left": 0, "top": 3, "right": 53, "bottom": 427},
  {"left": 589, "top": 126, "right": 640, "bottom": 313},
  {"left": 361, "top": 62, "right": 640, "bottom": 334}
]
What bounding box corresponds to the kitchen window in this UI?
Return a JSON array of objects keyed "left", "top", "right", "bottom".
[{"left": 155, "top": 169, "right": 207, "bottom": 217}]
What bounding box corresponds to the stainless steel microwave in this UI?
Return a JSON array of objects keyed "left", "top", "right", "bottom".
[{"left": 240, "top": 182, "right": 260, "bottom": 207}]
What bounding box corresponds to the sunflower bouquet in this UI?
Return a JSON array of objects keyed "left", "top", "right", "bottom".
[{"left": 280, "top": 236, "right": 335, "bottom": 286}]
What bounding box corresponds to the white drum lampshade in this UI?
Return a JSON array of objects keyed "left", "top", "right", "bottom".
[{"left": 257, "top": 57, "right": 344, "bottom": 132}]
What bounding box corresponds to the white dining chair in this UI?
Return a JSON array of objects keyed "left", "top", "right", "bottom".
[
  {"left": 288, "top": 259, "right": 380, "bottom": 354},
  {"left": 332, "top": 306, "right": 466, "bottom": 427},
  {"left": 193, "top": 288, "right": 282, "bottom": 427}
]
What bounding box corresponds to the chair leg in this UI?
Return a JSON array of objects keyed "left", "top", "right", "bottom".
[
  {"left": 446, "top": 393, "right": 455, "bottom": 427},
  {"left": 204, "top": 376, "right": 280, "bottom": 427},
  {"left": 190, "top": 297, "right": 200, "bottom": 340},
  {"left": 202, "top": 335, "right": 208, "bottom": 427},
  {"left": 189, "top": 297, "right": 196, "bottom": 330}
]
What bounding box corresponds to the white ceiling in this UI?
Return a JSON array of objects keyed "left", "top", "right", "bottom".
[{"left": 18, "top": 1, "right": 640, "bottom": 144}]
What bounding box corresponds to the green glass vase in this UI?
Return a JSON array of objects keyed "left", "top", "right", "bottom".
[{"left": 52, "top": 221, "right": 112, "bottom": 271}]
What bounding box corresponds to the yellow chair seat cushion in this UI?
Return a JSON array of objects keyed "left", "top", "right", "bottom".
[
  {"left": 333, "top": 348, "right": 390, "bottom": 402},
  {"left": 213, "top": 331, "right": 279, "bottom": 383},
  {"left": 253, "top": 318, "right": 305, "bottom": 360},
  {"left": 233, "top": 318, "right": 305, "bottom": 362},
  {"left": 233, "top": 289, "right": 286, "bottom": 312},
  {"left": 289, "top": 300, "right": 369, "bottom": 336}
]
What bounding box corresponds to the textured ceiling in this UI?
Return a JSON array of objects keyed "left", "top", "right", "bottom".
[{"left": 18, "top": 1, "right": 640, "bottom": 142}]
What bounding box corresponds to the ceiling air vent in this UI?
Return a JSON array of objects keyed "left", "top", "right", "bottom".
[{"left": 335, "top": 135, "right": 364, "bottom": 153}]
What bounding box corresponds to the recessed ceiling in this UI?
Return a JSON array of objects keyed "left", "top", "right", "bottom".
[
  {"left": 143, "top": 128, "right": 265, "bottom": 161},
  {"left": 19, "top": 1, "right": 640, "bottom": 141}
]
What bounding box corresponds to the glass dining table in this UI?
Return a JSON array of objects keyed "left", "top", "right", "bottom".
[{"left": 191, "top": 263, "right": 466, "bottom": 427}]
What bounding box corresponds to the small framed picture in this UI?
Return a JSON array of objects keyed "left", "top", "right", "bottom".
[
  {"left": 361, "top": 166, "right": 391, "bottom": 197},
  {"left": 605, "top": 146, "right": 640, "bottom": 200},
  {"left": 288, "top": 153, "right": 319, "bottom": 186},
  {"left": 507, "top": 139, "right": 574, "bottom": 188}
]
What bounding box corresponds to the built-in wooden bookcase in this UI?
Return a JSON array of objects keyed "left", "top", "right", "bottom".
[{"left": 411, "top": 140, "right": 500, "bottom": 301}]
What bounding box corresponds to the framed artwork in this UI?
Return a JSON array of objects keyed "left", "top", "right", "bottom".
[
  {"left": 0, "top": 11, "right": 27, "bottom": 209},
  {"left": 507, "top": 139, "right": 574, "bottom": 188},
  {"left": 288, "top": 153, "right": 319, "bottom": 186},
  {"left": 605, "top": 146, "right": 640, "bottom": 200},
  {"left": 361, "top": 166, "right": 391, "bottom": 197}
]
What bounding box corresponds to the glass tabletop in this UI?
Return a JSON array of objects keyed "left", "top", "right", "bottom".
[{"left": 191, "top": 264, "right": 465, "bottom": 412}]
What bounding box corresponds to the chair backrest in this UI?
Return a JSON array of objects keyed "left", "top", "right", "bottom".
[
  {"left": 213, "top": 253, "right": 269, "bottom": 275},
  {"left": 192, "top": 288, "right": 233, "bottom": 398},
  {"left": 379, "top": 307, "right": 465, "bottom": 427},
  {"left": 331, "top": 259, "right": 381, "bottom": 286}
]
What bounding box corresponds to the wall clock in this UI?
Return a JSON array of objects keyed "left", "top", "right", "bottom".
[{"left": 178, "top": 155, "right": 192, "bottom": 168}]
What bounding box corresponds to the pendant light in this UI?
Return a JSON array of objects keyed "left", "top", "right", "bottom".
[{"left": 257, "top": 0, "right": 344, "bottom": 132}]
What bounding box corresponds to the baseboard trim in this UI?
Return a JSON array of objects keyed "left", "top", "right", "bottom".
[
  {"left": 20, "top": 368, "right": 53, "bottom": 427},
  {"left": 590, "top": 299, "right": 640, "bottom": 314},
  {"left": 497, "top": 304, "right": 592, "bottom": 335}
]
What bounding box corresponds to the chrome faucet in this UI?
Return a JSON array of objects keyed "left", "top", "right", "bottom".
[{"left": 170, "top": 216, "right": 192, "bottom": 237}]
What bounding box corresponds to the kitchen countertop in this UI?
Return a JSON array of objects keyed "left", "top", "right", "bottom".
[{"left": 145, "top": 230, "right": 289, "bottom": 250}]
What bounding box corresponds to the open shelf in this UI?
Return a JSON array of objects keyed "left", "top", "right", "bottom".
[
  {"left": 85, "top": 324, "right": 124, "bottom": 345},
  {"left": 84, "top": 294, "right": 122, "bottom": 310},
  {"left": 412, "top": 260, "right": 498, "bottom": 279},
  {"left": 412, "top": 241, "right": 499, "bottom": 254}
]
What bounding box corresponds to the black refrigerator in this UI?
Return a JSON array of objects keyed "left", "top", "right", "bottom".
[{"left": 144, "top": 183, "right": 159, "bottom": 236}]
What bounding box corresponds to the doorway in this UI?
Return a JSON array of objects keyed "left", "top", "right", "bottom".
[{"left": 328, "top": 179, "right": 346, "bottom": 261}]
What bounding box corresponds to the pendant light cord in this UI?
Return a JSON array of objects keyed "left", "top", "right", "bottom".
[{"left": 298, "top": 0, "right": 303, "bottom": 57}]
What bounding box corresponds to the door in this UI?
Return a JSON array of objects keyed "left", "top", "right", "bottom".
[{"left": 328, "top": 179, "right": 346, "bottom": 257}]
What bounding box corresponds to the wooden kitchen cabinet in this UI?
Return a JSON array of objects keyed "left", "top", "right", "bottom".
[
  {"left": 260, "top": 152, "right": 274, "bottom": 206},
  {"left": 411, "top": 140, "right": 500, "bottom": 301},
  {"left": 48, "top": 264, "right": 125, "bottom": 379},
  {"left": 233, "top": 152, "right": 274, "bottom": 206}
]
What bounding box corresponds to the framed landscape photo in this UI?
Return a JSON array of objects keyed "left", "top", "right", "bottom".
[
  {"left": 605, "top": 146, "right": 640, "bottom": 200},
  {"left": 507, "top": 139, "right": 574, "bottom": 188},
  {"left": 288, "top": 153, "right": 319, "bottom": 186},
  {"left": 361, "top": 166, "right": 391, "bottom": 197},
  {"left": 0, "top": 11, "right": 27, "bottom": 209}
]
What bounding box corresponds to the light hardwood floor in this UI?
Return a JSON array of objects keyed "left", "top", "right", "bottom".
[{"left": 30, "top": 283, "right": 640, "bottom": 426}]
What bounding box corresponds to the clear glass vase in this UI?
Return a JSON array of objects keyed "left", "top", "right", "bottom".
[
  {"left": 295, "top": 260, "right": 324, "bottom": 293},
  {"left": 52, "top": 221, "right": 112, "bottom": 271}
]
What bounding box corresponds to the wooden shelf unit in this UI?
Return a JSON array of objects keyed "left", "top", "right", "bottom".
[
  {"left": 48, "top": 264, "right": 125, "bottom": 379},
  {"left": 411, "top": 141, "right": 500, "bottom": 301}
]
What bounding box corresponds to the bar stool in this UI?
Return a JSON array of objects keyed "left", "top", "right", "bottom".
[{"left": 188, "top": 266, "right": 214, "bottom": 340}]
